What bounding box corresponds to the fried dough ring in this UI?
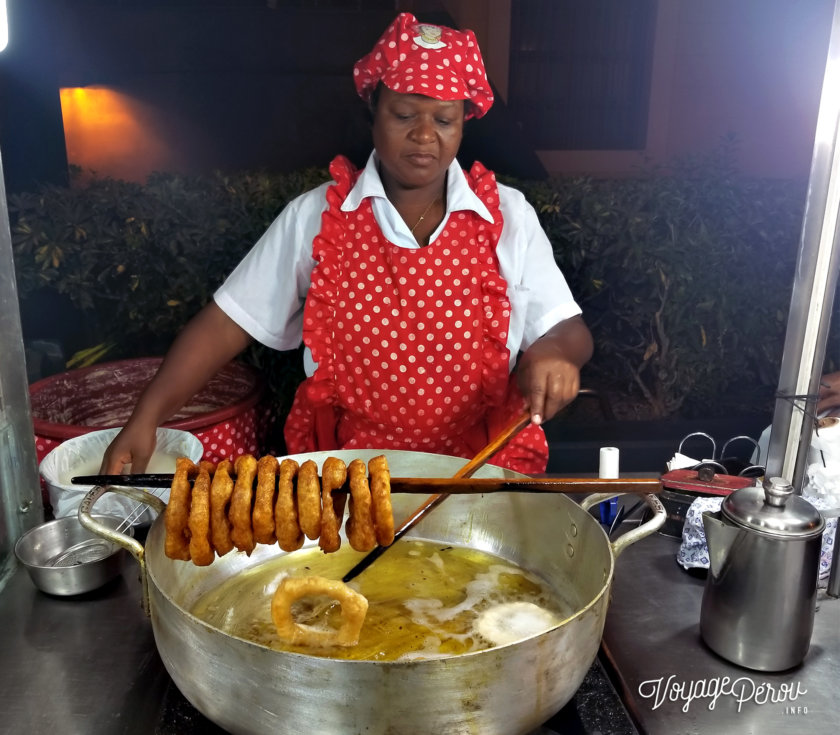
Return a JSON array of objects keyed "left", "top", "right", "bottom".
[
  {"left": 253, "top": 455, "right": 278, "bottom": 545},
  {"left": 368, "top": 455, "right": 394, "bottom": 546},
  {"left": 346, "top": 458, "right": 377, "bottom": 552},
  {"left": 229, "top": 454, "right": 259, "bottom": 555},
  {"left": 165, "top": 457, "right": 197, "bottom": 560},
  {"left": 297, "top": 460, "right": 322, "bottom": 540},
  {"left": 188, "top": 462, "right": 215, "bottom": 566},
  {"left": 275, "top": 458, "right": 304, "bottom": 552},
  {"left": 319, "top": 457, "right": 347, "bottom": 553},
  {"left": 270, "top": 576, "right": 368, "bottom": 647},
  {"left": 169, "top": 453, "right": 396, "bottom": 564},
  {"left": 209, "top": 459, "right": 235, "bottom": 557}
]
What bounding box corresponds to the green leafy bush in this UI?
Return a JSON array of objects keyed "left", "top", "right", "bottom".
[
  {"left": 10, "top": 168, "right": 328, "bottom": 449},
  {"left": 513, "top": 146, "right": 813, "bottom": 418},
  {"left": 11, "top": 167, "right": 329, "bottom": 355},
  {"left": 10, "top": 150, "right": 821, "bottom": 424}
]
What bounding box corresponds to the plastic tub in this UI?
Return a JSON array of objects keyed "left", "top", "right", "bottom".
[
  {"left": 30, "top": 357, "right": 266, "bottom": 467},
  {"left": 39, "top": 427, "right": 204, "bottom": 522}
]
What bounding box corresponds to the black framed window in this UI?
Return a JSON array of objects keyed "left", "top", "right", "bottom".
[{"left": 508, "top": 0, "right": 657, "bottom": 150}]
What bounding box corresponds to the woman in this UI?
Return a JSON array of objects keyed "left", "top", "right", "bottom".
[{"left": 102, "top": 13, "right": 593, "bottom": 475}]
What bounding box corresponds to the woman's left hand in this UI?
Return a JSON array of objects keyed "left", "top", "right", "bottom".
[{"left": 515, "top": 316, "right": 594, "bottom": 425}]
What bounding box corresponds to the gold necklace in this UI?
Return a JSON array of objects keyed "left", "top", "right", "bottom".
[{"left": 409, "top": 198, "right": 441, "bottom": 234}]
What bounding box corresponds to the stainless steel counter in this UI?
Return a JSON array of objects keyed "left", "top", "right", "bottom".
[
  {"left": 602, "top": 530, "right": 840, "bottom": 734},
  {"left": 0, "top": 559, "right": 168, "bottom": 734}
]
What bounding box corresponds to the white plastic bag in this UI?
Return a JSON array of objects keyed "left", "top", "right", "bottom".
[{"left": 40, "top": 427, "right": 203, "bottom": 524}]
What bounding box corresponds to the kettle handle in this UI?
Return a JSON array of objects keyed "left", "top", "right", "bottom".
[
  {"left": 721, "top": 435, "right": 761, "bottom": 464},
  {"left": 581, "top": 492, "right": 666, "bottom": 557},
  {"left": 678, "top": 432, "right": 717, "bottom": 459}
]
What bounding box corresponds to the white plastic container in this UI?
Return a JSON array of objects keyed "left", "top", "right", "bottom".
[{"left": 39, "top": 427, "right": 203, "bottom": 523}]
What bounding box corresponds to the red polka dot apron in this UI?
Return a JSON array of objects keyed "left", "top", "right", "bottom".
[{"left": 284, "top": 156, "right": 548, "bottom": 474}]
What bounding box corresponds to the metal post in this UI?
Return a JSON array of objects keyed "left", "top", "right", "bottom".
[
  {"left": 765, "top": 0, "right": 840, "bottom": 490},
  {"left": 0, "top": 145, "right": 43, "bottom": 594}
]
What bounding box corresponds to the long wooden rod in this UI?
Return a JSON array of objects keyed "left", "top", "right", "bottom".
[
  {"left": 70, "top": 474, "right": 660, "bottom": 494},
  {"left": 341, "top": 410, "right": 532, "bottom": 582}
]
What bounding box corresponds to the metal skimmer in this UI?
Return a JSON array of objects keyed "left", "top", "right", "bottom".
[{"left": 47, "top": 538, "right": 119, "bottom": 567}]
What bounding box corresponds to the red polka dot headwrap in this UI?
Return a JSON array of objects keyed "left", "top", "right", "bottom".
[{"left": 353, "top": 12, "right": 494, "bottom": 120}]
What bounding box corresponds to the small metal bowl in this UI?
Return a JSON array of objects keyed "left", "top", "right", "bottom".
[{"left": 14, "top": 514, "right": 134, "bottom": 596}]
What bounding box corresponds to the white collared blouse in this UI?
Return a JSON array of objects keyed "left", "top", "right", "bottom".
[{"left": 214, "top": 152, "right": 582, "bottom": 376}]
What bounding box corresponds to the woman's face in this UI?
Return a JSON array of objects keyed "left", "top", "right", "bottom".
[{"left": 372, "top": 85, "right": 465, "bottom": 194}]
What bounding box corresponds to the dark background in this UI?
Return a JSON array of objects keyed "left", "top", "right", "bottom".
[{"left": 0, "top": 0, "right": 547, "bottom": 195}]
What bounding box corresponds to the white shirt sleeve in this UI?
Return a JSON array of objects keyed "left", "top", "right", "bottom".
[
  {"left": 213, "top": 183, "right": 329, "bottom": 351},
  {"left": 495, "top": 183, "right": 582, "bottom": 355}
]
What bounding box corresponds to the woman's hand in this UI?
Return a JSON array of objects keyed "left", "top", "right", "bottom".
[
  {"left": 515, "top": 316, "right": 594, "bottom": 425},
  {"left": 100, "top": 419, "right": 159, "bottom": 475},
  {"left": 817, "top": 371, "right": 840, "bottom": 416}
]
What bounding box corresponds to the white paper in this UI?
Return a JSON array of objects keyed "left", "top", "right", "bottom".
[{"left": 599, "top": 446, "right": 620, "bottom": 478}]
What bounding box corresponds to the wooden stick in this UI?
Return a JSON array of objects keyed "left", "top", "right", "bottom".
[
  {"left": 341, "top": 410, "right": 532, "bottom": 582},
  {"left": 388, "top": 477, "right": 662, "bottom": 494},
  {"left": 72, "top": 473, "right": 661, "bottom": 495},
  {"left": 73, "top": 474, "right": 661, "bottom": 494}
]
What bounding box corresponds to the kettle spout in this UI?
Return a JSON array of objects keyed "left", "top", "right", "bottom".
[{"left": 702, "top": 511, "right": 741, "bottom": 577}]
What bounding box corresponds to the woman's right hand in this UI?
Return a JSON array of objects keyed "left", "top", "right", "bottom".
[
  {"left": 818, "top": 371, "right": 840, "bottom": 416},
  {"left": 100, "top": 419, "right": 159, "bottom": 475},
  {"left": 97, "top": 302, "right": 253, "bottom": 474}
]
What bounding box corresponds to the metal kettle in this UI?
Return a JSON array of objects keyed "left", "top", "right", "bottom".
[{"left": 700, "top": 476, "right": 825, "bottom": 671}]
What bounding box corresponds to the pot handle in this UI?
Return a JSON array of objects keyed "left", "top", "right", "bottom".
[
  {"left": 78, "top": 485, "right": 164, "bottom": 616},
  {"left": 580, "top": 492, "right": 666, "bottom": 558}
]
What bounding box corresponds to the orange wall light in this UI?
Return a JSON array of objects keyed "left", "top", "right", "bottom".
[{"left": 59, "top": 86, "right": 173, "bottom": 183}]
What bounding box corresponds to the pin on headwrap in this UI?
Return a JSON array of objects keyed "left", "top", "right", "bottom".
[{"left": 353, "top": 12, "right": 494, "bottom": 120}]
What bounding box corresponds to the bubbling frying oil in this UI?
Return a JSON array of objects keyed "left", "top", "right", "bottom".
[{"left": 190, "top": 539, "right": 578, "bottom": 661}]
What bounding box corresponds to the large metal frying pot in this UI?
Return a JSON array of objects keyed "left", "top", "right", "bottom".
[{"left": 80, "top": 449, "right": 664, "bottom": 735}]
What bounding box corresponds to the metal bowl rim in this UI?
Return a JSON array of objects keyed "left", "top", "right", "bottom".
[{"left": 14, "top": 513, "right": 134, "bottom": 569}]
